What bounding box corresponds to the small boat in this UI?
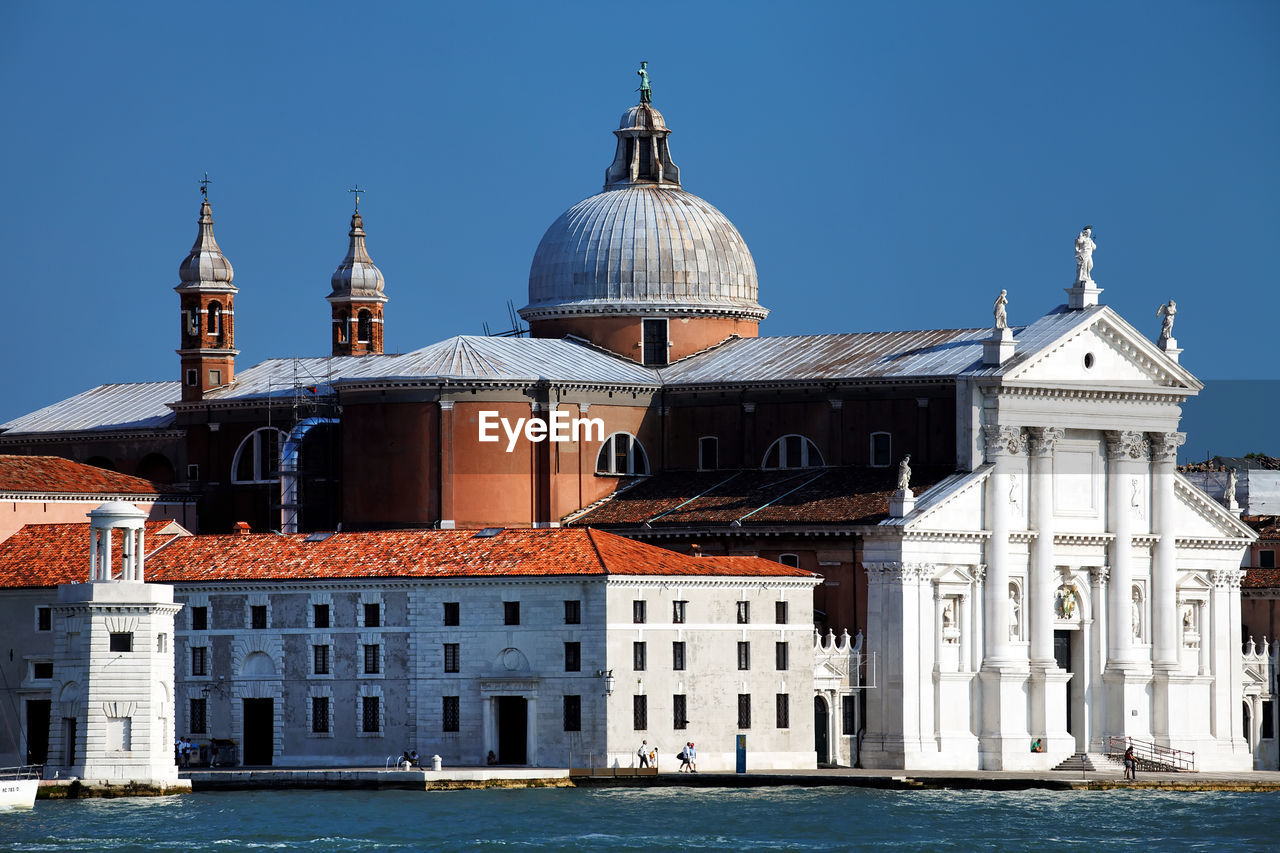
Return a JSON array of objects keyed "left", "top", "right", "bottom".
[{"left": 0, "top": 766, "right": 40, "bottom": 809}]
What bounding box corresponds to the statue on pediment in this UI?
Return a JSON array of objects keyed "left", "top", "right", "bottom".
[{"left": 1075, "top": 225, "right": 1096, "bottom": 284}]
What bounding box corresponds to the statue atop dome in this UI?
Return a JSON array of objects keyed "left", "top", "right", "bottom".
[
  {"left": 1075, "top": 225, "right": 1096, "bottom": 284},
  {"left": 637, "top": 61, "right": 652, "bottom": 104}
]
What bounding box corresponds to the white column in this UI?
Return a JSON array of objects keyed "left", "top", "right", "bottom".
[
  {"left": 1105, "top": 431, "right": 1147, "bottom": 665},
  {"left": 934, "top": 588, "right": 946, "bottom": 668},
  {"left": 1088, "top": 565, "right": 1109, "bottom": 749},
  {"left": 90, "top": 528, "right": 101, "bottom": 580},
  {"left": 970, "top": 569, "right": 985, "bottom": 673},
  {"left": 526, "top": 696, "right": 538, "bottom": 767},
  {"left": 136, "top": 527, "right": 146, "bottom": 582},
  {"left": 982, "top": 425, "right": 1025, "bottom": 663},
  {"left": 1150, "top": 432, "right": 1184, "bottom": 667},
  {"left": 959, "top": 592, "right": 971, "bottom": 673},
  {"left": 482, "top": 697, "right": 494, "bottom": 762},
  {"left": 1027, "top": 427, "right": 1063, "bottom": 668},
  {"left": 100, "top": 526, "right": 112, "bottom": 581}
]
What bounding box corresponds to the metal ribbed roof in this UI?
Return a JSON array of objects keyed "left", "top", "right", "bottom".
[
  {"left": 1, "top": 381, "right": 178, "bottom": 435},
  {"left": 522, "top": 186, "right": 765, "bottom": 320}
]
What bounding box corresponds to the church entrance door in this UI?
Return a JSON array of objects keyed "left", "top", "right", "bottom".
[
  {"left": 1054, "top": 631, "right": 1073, "bottom": 737},
  {"left": 813, "top": 696, "right": 829, "bottom": 765},
  {"left": 497, "top": 696, "right": 528, "bottom": 764},
  {"left": 242, "top": 698, "right": 274, "bottom": 765},
  {"left": 26, "top": 700, "right": 50, "bottom": 765}
]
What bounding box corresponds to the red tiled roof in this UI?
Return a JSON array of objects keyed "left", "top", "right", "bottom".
[
  {"left": 1244, "top": 568, "right": 1280, "bottom": 590},
  {"left": 0, "top": 524, "right": 814, "bottom": 589},
  {"left": 567, "top": 466, "right": 951, "bottom": 528},
  {"left": 1243, "top": 516, "right": 1280, "bottom": 540},
  {"left": 0, "top": 455, "right": 173, "bottom": 496}
]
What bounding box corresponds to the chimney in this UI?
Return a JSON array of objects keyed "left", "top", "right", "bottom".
[{"left": 233, "top": 521, "right": 251, "bottom": 535}]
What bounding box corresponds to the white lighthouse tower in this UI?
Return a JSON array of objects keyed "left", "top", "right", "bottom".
[{"left": 47, "top": 502, "right": 183, "bottom": 788}]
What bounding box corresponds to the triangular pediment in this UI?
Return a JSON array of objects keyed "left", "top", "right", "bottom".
[
  {"left": 1173, "top": 474, "right": 1258, "bottom": 541},
  {"left": 1004, "top": 308, "right": 1200, "bottom": 391}
]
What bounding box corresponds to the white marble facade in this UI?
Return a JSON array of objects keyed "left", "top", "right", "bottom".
[{"left": 861, "top": 307, "right": 1257, "bottom": 771}]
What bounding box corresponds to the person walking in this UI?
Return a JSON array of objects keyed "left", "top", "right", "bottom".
[
  {"left": 637, "top": 739, "right": 650, "bottom": 768},
  {"left": 678, "top": 742, "right": 691, "bottom": 772},
  {"left": 687, "top": 741, "right": 697, "bottom": 773}
]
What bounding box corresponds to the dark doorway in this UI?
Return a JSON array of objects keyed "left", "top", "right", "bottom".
[
  {"left": 496, "top": 696, "right": 528, "bottom": 764},
  {"left": 25, "top": 700, "right": 49, "bottom": 764},
  {"left": 242, "top": 698, "right": 274, "bottom": 765},
  {"left": 62, "top": 717, "right": 77, "bottom": 765},
  {"left": 1054, "top": 630, "right": 1073, "bottom": 736},
  {"left": 813, "top": 696, "right": 830, "bottom": 765}
]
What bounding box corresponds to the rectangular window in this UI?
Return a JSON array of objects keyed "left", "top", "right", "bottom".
[
  {"left": 633, "top": 641, "right": 647, "bottom": 671},
  {"left": 109, "top": 632, "right": 132, "bottom": 652},
  {"left": 191, "top": 646, "right": 208, "bottom": 677},
  {"left": 190, "top": 698, "right": 207, "bottom": 734},
  {"left": 563, "top": 695, "right": 582, "bottom": 732},
  {"left": 251, "top": 605, "right": 267, "bottom": 629},
  {"left": 672, "top": 641, "right": 686, "bottom": 671},
  {"left": 186, "top": 463, "right": 200, "bottom": 481},
  {"left": 673, "top": 694, "right": 688, "bottom": 730},
  {"left": 633, "top": 600, "right": 647, "bottom": 624},
  {"left": 1261, "top": 550, "right": 1277, "bottom": 569},
  {"left": 504, "top": 601, "right": 520, "bottom": 625},
  {"left": 313, "top": 603, "right": 330, "bottom": 628},
  {"left": 737, "top": 641, "right": 751, "bottom": 671},
  {"left": 313, "top": 644, "right": 330, "bottom": 675},
  {"left": 37, "top": 606, "right": 52, "bottom": 631},
  {"left": 633, "top": 695, "right": 648, "bottom": 730},
  {"left": 191, "top": 606, "right": 208, "bottom": 631},
  {"left": 871, "top": 432, "right": 892, "bottom": 468},
  {"left": 564, "top": 600, "right": 581, "bottom": 625},
  {"left": 776, "top": 694, "right": 790, "bottom": 729},
  {"left": 699, "top": 436, "right": 718, "bottom": 470},
  {"left": 1264, "top": 700, "right": 1275, "bottom": 740},
  {"left": 443, "top": 602, "right": 460, "bottom": 626},
  {"left": 208, "top": 369, "right": 222, "bottom": 387},
  {"left": 642, "top": 318, "right": 668, "bottom": 367},
  {"left": 185, "top": 368, "right": 197, "bottom": 387},
  {"left": 107, "top": 716, "right": 132, "bottom": 752},
  {"left": 672, "top": 600, "right": 687, "bottom": 624},
  {"left": 737, "top": 694, "right": 752, "bottom": 729},
  {"left": 842, "top": 695, "right": 857, "bottom": 734},
  {"left": 33, "top": 661, "right": 53, "bottom": 679},
  {"left": 736, "top": 601, "right": 750, "bottom": 624},
  {"left": 775, "top": 642, "right": 789, "bottom": 671},
  {"left": 364, "top": 602, "right": 381, "bottom": 628},
  {"left": 362, "top": 696, "right": 380, "bottom": 733},
  {"left": 775, "top": 601, "right": 788, "bottom": 624},
  {"left": 444, "top": 643, "right": 460, "bottom": 673},
  {"left": 564, "top": 642, "right": 581, "bottom": 672},
  {"left": 312, "top": 697, "right": 330, "bottom": 733},
  {"left": 363, "top": 644, "right": 380, "bottom": 675},
  {"left": 443, "top": 696, "right": 460, "bottom": 732}
]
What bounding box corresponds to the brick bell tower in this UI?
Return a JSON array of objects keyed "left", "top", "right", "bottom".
[
  {"left": 175, "top": 180, "right": 237, "bottom": 401},
  {"left": 328, "top": 190, "right": 388, "bottom": 356}
]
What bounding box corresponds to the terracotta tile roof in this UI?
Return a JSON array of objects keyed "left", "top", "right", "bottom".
[
  {"left": 566, "top": 466, "right": 951, "bottom": 528},
  {"left": 1243, "top": 516, "right": 1280, "bottom": 540},
  {"left": 1243, "top": 568, "right": 1280, "bottom": 590},
  {"left": 0, "top": 525, "right": 813, "bottom": 589},
  {"left": 0, "top": 520, "right": 191, "bottom": 587},
  {"left": 0, "top": 455, "right": 174, "bottom": 496}
]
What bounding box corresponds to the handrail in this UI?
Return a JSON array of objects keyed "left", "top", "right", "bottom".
[
  {"left": 1106, "top": 735, "right": 1196, "bottom": 772},
  {"left": 0, "top": 764, "right": 43, "bottom": 779}
]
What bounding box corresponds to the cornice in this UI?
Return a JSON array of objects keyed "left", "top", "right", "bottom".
[{"left": 0, "top": 429, "right": 185, "bottom": 444}]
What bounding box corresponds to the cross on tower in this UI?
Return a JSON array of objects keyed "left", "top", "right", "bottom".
[
  {"left": 349, "top": 185, "right": 366, "bottom": 210},
  {"left": 199, "top": 172, "right": 212, "bottom": 199}
]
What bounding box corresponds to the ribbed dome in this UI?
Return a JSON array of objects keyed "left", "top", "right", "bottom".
[
  {"left": 177, "top": 199, "right": 235, "bottom": 290},
  {"left": 329, "top": 210, "right": 386, "bottom": 300},
  {"left": 523, "top": 186, "right": 764, "bottom": 320}
]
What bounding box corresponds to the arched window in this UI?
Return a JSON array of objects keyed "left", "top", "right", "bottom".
[
  {"left": 762, "top": 435, "right": 824, "bottom": 469},
  {"left": 698, "top": 436, "right": 718, "bottom": 471},
  {"left": 357, "top": 310, "right": 372, "bottom": 344},
  {"left": 232, "top": 427, "right": 286, "bottom": 484},
  {"left": 596, "top": 433, "right": 649, "bottom": 476},
  {"left": 207, "top": 301, "right": 222, "bottom": 336},
  {"left": 870, "top": 432, "right": 892, "bottom": 467},
  {"left": 336, "top": 311, "right": 349, "bottom": 344},
  {"left": 778, "top": 553, "right": 800, "bottom": 568}
]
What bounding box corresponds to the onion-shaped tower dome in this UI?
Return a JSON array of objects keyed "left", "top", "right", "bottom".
[
  {"left": 327, "top": 197, "right": 388, "bottom": 356},
  {"left": 521, "top": 82, "right": 766, "bottom": 365},
  {"left": 177, "top": 199, "right": 235, "bottom": 291}
]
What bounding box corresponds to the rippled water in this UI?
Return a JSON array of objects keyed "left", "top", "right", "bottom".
[{"left": 1, "top": 787, "right": 1275, "bottom": 851}]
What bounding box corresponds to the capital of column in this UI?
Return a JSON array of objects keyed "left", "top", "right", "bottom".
[
  {"left": 1105, "top": 430, "right": 1150, "bottom": 461},
  {"left": 1148, "top": 431, "right": 1186, "bottom": 463},
  {"left": 439, "top": 401, "right": 455, "bottom": 411},
  {"left": 828, "top": 398, "right": 843, "bottom": 411},
  {"left": 972, "top": 564, "right": 987, "bottom": 583},
  {"left": 742, "top": 402, "right": 756, "bottom": 414},
  {"left": 1089, "top": 564, "right": 1111, "bottom": 585},
  {"left": 1026, "top": 426, "right": 1065, "bottom": 457},
  {"left": 983, "top": 425, "right": 1026, "bottom": 461},
  {"left": 1208, "top": 568, "right": 1243, "bottom": 590}
]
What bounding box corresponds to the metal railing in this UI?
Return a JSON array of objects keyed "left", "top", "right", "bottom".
[
  {"left": 1106, "top": 735, "right": 1197, "bottom": 772},
  {"left": 0, "top": 764, "right": 44, "bottom": 780}
]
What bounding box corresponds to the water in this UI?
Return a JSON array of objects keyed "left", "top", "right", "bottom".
[{"left": 1, "top": 787, "right": 1276, "bottom": 852}]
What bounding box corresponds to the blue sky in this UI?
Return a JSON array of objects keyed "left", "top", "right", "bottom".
[{"left": 2, "top": 1, "right": 1276, "bottom": 456}]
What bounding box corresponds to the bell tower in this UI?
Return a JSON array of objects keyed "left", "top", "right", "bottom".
[
  {"left": 175, "top": 178, "right": 237, "bottom": 401},
  {"left": 328, "top": 188, "right": 388, "bottom": 357}
]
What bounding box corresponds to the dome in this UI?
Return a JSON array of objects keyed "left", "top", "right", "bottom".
[
  {"left": 329, "top": 210, "right": 386, "bottom": 301},
  {"left": 177, "top": 199, "right": 235, "bottom": 290},
  {"left": 521, "top": 98, "right": 766, "bottom": 323},
  {"left": 523, "top": 185, "right": 764, "bottom": 320}
]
